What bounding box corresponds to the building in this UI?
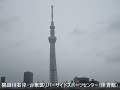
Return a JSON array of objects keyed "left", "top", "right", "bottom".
[
  {"left": 48, "top": 5, "right": 58, "bottom": 84},
  {"left": 1, "top": 77, "right": 5, "bottom": 83},
  {"left": 74, "top": 77, "right": 89, "bottom": 83},
  {"left": 90, "top": 79, "right": 99, "bottom": 87},
  {"left": 24, "top": 71, "right": 33, "bottom": 85},
  {"left": 0, "top": 77, "right": 6, "bottom": 88}
]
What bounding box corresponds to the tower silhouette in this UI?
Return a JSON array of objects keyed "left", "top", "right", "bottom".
[{"left": 48, "top": 5, "right": 58, "bottom": 84}]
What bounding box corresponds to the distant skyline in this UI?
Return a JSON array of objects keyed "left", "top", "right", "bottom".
[{"left": 0, "top": 0, "right": 120, "bottom": 83}]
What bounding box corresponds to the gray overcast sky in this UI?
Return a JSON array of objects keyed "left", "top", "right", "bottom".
[{"left": 0, "top": 0, "right": 120, "bottom": 83}]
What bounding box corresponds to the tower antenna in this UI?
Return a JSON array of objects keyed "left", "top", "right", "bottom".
[{"left": 51, "top": 5, "right": 53, "bottom": 22}]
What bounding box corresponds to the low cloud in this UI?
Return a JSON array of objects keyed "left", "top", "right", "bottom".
[
  {"left": 69, "top": 28, "right": 85, "bottom": 36},
  {"left": 0, "top": 16, "right": 20, "bottom": 32},
  {"left": 107, "top": 17, "right": 120, "bottom": 33},
  {"left": 68, "top": 17, "right": 120, "bottom": 63}
]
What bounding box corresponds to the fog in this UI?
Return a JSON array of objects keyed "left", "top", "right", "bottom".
[{"left": 0, "top": 0, "right": 120, "bottom": 83}]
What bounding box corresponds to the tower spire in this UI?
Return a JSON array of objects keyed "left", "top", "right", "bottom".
[
  {"left": 50, "top": 5, "right": 55, "bottom": 36},
  {"left": 51, "top": 5, "right": 53, "bottom": 22}
]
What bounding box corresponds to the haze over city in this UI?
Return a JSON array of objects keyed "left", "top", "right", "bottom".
[{"left": 0, "top": 0, "right": 120, "bottom": 83}]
